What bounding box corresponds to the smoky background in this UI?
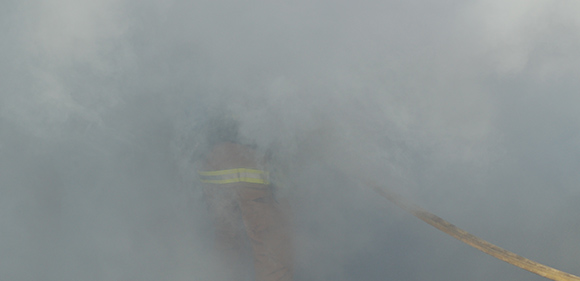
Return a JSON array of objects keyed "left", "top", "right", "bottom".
[{"left": 1, "top": 0, "right": 580, "bottom": 280}]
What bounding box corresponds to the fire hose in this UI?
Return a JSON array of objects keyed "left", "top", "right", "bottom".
[{"left": 366, "top": 181, "right": 580, "bottom": 281}]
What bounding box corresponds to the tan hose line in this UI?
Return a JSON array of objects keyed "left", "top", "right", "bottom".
[{"left": 366, "top": 181, "right": 580, "bottom": 281}]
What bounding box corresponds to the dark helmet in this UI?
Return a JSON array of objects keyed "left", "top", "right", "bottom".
[{"left": 206, "top": 111, "right": 240, "bottom": 145}]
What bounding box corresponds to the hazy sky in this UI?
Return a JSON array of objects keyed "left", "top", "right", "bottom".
[{"left": 2, "top": 1, "right": 580, "bottom": 280}]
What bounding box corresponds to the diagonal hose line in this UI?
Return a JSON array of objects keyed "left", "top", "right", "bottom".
[{"left": 366, "top": 181, "right": 580, "bottom": 281}]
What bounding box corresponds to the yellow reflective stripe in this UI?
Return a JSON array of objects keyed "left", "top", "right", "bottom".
[
  {"left": 199, "top": 168, "right": 266, "bottom": 176},
  {"left": 201, "top": 177, "right": 269, "bottom": 184},
  {"left": 201, "top": 178, "right": 269, "bottom": 184},
  {"left": 199, "top": 168, "right": 269, "bottom": 185}
]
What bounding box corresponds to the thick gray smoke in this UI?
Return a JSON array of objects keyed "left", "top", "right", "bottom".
[{"left": 2, "top": 1, "right": 580, "bottom": 280}]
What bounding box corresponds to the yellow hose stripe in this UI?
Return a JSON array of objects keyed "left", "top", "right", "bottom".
[{"left": 366, "top": 181, "right": 580, "bottom": 281}]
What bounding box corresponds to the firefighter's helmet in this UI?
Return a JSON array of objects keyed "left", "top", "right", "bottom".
[{"left": 206, "top": 111, "right": 240, "bottom": 145}]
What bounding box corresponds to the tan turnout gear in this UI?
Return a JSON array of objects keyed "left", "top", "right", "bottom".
[{"left": 200, "top": 141, "right": 293, "bottom": 281}]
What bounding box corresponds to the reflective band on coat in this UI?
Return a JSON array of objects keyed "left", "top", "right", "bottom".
[{"left": 198, "top": 168, "right": 270, "bottom": 185}]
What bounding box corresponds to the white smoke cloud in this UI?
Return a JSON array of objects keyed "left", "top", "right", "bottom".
[
  {"left": 3, "top": 0, "right": 133, "bottom": 139},
  {"left": 1, "top": 0, "right": 580, "bottom": 280},
  {"left": 22, "top": 0, "right": 130, "bottom": 69}
]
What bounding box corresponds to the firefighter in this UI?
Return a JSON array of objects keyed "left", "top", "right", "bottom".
[{"left": 198, "top": 114, "right": 293, "bottom": 281}]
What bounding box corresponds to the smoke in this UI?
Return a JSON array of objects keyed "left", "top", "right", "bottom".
[{"left": 2, "top": 0, "right": 580, "bottom": 280}]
